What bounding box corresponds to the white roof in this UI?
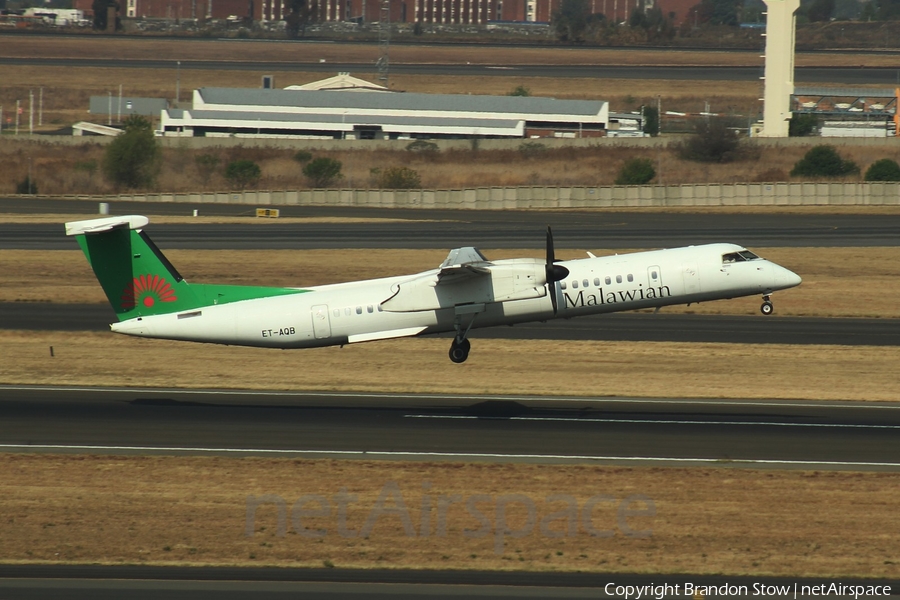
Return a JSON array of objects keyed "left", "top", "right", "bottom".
[{"left": 284, "top": 73, "right": 389, "bottom": 93}]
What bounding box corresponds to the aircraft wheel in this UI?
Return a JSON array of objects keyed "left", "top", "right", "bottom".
[
  {"left": 449, "top": 339, "right": 470, "bottom": 363},
  {"left": 761, "top": 301, "right": 774, "bottom": 316}
]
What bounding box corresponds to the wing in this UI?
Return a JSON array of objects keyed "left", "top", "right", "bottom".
[{"left": 436, "top": 247, "right": 491, "bottom": 284}]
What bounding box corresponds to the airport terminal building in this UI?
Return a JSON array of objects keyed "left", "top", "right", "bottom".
[{"left": 158, "top": 86, "right": 610, "bottom": 140}]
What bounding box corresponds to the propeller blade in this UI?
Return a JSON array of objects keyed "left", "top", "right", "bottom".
[{"left": 545, "top": 226, "right": 569, "bottom": 315}]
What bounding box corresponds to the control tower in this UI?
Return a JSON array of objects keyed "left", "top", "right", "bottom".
[{"left": 758, "top": 0, "right": 800, "bottom": 137}]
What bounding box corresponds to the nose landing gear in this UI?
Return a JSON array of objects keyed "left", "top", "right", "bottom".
[{"left": 760, "top": 295, "right": 774, "bottom": 315}]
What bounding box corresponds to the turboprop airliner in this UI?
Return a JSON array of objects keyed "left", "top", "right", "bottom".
[{"left": 66, "top": 215, "right": 801, "bottom": 363}]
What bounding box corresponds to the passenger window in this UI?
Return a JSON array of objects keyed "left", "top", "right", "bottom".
[
  {"left": 651, "top": 270, "right": 658, "bottom": 280},
  {"left": 560, "top": 281, "right": 567, "bottom": 290},
  {"left": 627, "top": 274, "right": 634, "bottom": 282},
  {"left": 583, "top": 279, "right": 589, "bottom": 288},
  {"left": 616, "top": 275, "right": 622, "bottom": 284},
  {"left": 367, "top": 305, "right": 374, "bottom": 313},
  {"left": 572, "top": 280, "right": 578, "bottom": 289},
  {"left": 333, "top": 309, "right": 340, "bottom": 317},
  {"left": 356, "top": 306, "right": 362, "bottom": 315},
  {"left": 594, "top": 277, "right": 600, "bottom": 287},
  {"left": 344, "top": 307, "right": 351, "bottom": 316},
  {"left": 605, "top": 276, "right": 611, "bottom": 285},
  {"left": 377, "top": 305, "right": 383, "bottom": 312}
]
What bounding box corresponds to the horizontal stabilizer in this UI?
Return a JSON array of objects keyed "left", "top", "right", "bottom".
[
  {"left": 65, "top": 215, "right": 150, "bottom": 237},
  {"left": 347, "top": 326, "right": 428, "bottom": 344}
]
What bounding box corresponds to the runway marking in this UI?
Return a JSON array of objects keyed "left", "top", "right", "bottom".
[
  {"left": 1, "top": 444, "right": 899, "bottom": 468},
  {"left": 4, "top": 385, "right": 900, "bottom": 410},
  {"left": 404, "top": 415, "right": 900, "bottom": 430}
]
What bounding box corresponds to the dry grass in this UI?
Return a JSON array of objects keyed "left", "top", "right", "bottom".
[
  {"left": 1, "top": 454, "right": 898, "bottom": 576},
  {"left": 4, "top": 138, "right": 900, "bottom": 195},
  {"left": 1, "top": 247, "right": 895, "bottom": 319},
  {"left": 3, "top": 331, "right": 899, "bottom": 401}
]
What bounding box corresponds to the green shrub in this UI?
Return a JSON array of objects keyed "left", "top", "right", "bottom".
[
  {"left": 293, "top": 149, "right": 313, "bottom": 163},
  {"left": 194, "top": 153, "right": 221, "bottom": 185},
  {"left": 224, "top": 159, "right": 262, "bottom": 189},
  {"left": 371, "top": 166, "right": 421, "bottom": 189},
  {"left": 615, "top": 158, "right": 656, "bottom": 185},
  {"left": 789, "top": 113, "right": 818, "bottom": 137},
  {"left": 508, "top": 85, "right": 531, "bottom": 97},
  {"left": 16, "top": 176, "right": 37, "bottom": 194},
  {"left": 518, "top": 142, "right": 547, "bottom": 157},
  {"left": 303, "top": 157, "right": 343, "bottom": 188},
  {"left": 790, "top": 145, "right": 859, "bottom": 178},
  {"left": 102, "top": 115, "right": 160, "bottom": 189},
  {"left": 864, "top": 158, "right": 900, "bottom": 182}
]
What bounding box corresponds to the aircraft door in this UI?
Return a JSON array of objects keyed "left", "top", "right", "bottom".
[{"left": 311, "top": 304, "right": 331, "bottom": 339}]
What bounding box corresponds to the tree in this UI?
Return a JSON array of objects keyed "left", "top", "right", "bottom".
[
  {"left": 790, "top": 145, "right": 859, "bottom": 178},
  {"left": 877, "top": 0, "right": 900, "bottom": 19},
  {"left": 285, "top": 0, "right": 318, "bottom": 39},
  {"left": 371, "top": 166, "right": 421, "bottom": 189},
  {"left": 642, "top": 105, "right": 660, "bottom": 137},
  {"left": 615, "top": 158, "right": 656, "bottom": 185},
  {"left": 102, "top": 115, "right": 160, "bottom": 189},
  {"left": 694, "top": 0, "right": 742, "bottom": 25},
  {"left": 303, "top": 157, "right": 343, "bottom": 187},
  {"left": 789, "top": 113, "right": 818, "bottom": 137},
  {"left": 807, "top": 0, "right": 835, "bottom": 21},
  {"left": 676, "top": 119, "right": 746, "bottom": 163},
  {"left": 864, "top": 158, "right": 900, "bottom": 181},
  {"left": 553, "top": 0, "right": 591, "bottom": 41},
  {"left": 91, "top": 0, "right": 119, "bottom": 30},
  {"left": 224, "top": 159, "right": 262, "bottom": 189}
]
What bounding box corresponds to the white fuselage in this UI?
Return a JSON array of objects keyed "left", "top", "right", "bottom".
[{"left": 110, "top": 243, "right": 801, "bottom": 348}]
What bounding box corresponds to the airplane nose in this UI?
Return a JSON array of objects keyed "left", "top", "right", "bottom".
[{"left": 773, "top": 265, "right": 802, "bottom": 290}]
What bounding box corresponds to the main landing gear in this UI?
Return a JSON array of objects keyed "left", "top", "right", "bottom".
[
  {"left": 760, "top": 294, "right": 774, "bottom": 316},
  {"left": 449, "top": 313, "right": 476, "bottom": 363}
]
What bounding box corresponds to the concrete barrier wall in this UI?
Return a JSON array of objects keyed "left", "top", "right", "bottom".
[{"left": 43, "top": 182, "right": 900, "bottom": 209}]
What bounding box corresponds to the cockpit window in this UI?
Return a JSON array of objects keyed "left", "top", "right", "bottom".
[{"left": 723, "top": 250, "right": 761, "bottom": 263}]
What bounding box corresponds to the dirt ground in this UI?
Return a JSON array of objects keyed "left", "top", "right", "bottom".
[{"left": 1, "top": 454, "right": 897, "bottom": 576}]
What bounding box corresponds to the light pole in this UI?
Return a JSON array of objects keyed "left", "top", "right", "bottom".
[{"left": 176, "top": 60, "right": 181, "bottom": 108}]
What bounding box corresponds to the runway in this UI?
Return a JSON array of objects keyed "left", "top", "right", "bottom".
[
  {"left": 5, "top": 202, "right": 900, "bottom": 248},
  {"left": 5, "top": 303, "right": 900, "bottom": 346},
  {"left": 2, "top": 386, "right": 898, "bottom": 470},
  {"left": 1, "top": 56, "right": 898, "bottom": 85}
]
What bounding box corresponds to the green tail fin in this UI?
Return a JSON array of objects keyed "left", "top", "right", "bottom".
[
  {"left": 66, "top": 215, "right": 310, "bottom": 321},
  {"left": 67, "top": 216, "right": 200, "bottom": 320}
]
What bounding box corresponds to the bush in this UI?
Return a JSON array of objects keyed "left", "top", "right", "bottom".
[
  {"left": 303, "top": 157, "right": 343, "bottom": 188},
  {"left": 642, "top": 106, "right": 659, "bottom": 137},
  {"left": 790, "top": 145, "right": 859, "bottom": 178},
  {"left": 676, "top": 119, "right": 748, "bottom": 163},
  {"left": 102, "top": 115, "right": 160, "bottom": 189},
  {"left": 789, "top": 113, "right": 818, "bottom": 137},
  {"left": 518, "top": 142, "right": 548, "bottom": 158},
  {"left": 406, "top": 140, "right": 439, "bottom": 154},
  {"left": 224, "top": 159, "right": 262, "bottom": 189},
  {"left": 864, "top": 158, "right": 900, "bottom": 182},
  {"left": 16, "top": 176, "right": 37, "bottom": 195},
  {"left": 194, "top": 153, "right": 220, "bottom": 185},
  {"left": 508, "top": 85, "right": 531, "bottom": 97},
  {"left": 293, "top": 149, "right": 313, "bottom": 163},
  {"left": 371, "top": 166, "right": 421, "bottom": 189},
  {"left": 615, "top": 158, "right": 656, "bottom": 185}
]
